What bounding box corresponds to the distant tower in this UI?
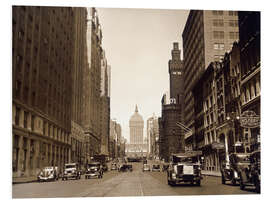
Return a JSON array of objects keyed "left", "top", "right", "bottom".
[
  {"left": 129, "top": 105, "right": 144, "bottom": 144},
  {"left": 169, "top": 42, "right": 184, "bottom": 105}
]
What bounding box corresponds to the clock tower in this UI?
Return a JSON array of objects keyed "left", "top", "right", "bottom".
[{"left": 169, "top": 42, "right": 184, "bottom": 105}]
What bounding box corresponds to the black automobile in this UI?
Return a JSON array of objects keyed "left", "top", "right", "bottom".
[
  {"left": 220, "top": 153, "right": 247, "bottom": 185},
  {"left": 162, "top": 163, "right": 169, "bottom": 172},
  {"left": 239, "top": 151, "right": 260, "bottom": 193},
  {"left": 152, "top": 164, "right": 161, "bottom": 172},
  {"left": 118, "top": 164, "right": 133, "bottom": 172},
  {"left": 85, "top": 162, "right": 103, "bottom": 179}
]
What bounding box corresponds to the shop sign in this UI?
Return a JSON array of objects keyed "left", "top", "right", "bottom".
[
  {"left": 211, "top": 142, "right": 225, "bottom": 149},
  {"left": 240, "top": 110, "right": 260, "bottom": 128}
]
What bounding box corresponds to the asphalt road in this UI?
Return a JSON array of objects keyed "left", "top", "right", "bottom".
[{"left": 12, "top": 162, "right": 257, "bottom": 198}]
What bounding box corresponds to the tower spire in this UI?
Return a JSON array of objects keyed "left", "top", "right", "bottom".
[{"left": 135, "top": 104, "right": 138, "bottom": 113}]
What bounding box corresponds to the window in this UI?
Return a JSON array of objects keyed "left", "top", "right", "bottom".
[
  {"left": 24, "top": 112, "right": 28, "bottom": 128},
  {"left": 15, "top": 80, "right": 21, "bottom": 97},
  {"left": 15, "top": 107, "right": 20, "bottom": 125},
  {"left": 18, "top": 30, "right": 24, "bottom": 40},
  {"left": 213, "top": 31, "right": 224, "bottom": 39},
  {"left": 213, "top": 19, "right": 224, "bottom": 26},
  {"left": 228, "top": 11, "right": 234, "bottom": 16},
  {"left": 213, "top": 43, "right": 224, "bottom": 50}
]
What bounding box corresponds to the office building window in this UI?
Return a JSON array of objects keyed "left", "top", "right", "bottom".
[{"left": 213, "top": 31, "right": 224, "bottom": 39}]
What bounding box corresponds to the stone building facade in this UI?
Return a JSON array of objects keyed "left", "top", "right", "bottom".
[
  {"left": 182, "top": 10, "right": 239, "bottom": 150},
  {"left": 159, "top": 43, "right": 184, "bottom": 161},
  {"left": 12, "top": 6, "right": 75, "bottom": 178},
  {"left": 238, "top": 11, "right": 261, "bottom": 152}
]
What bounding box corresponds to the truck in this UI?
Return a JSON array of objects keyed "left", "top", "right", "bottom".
[
  {"left": 93, "top": 154, "right": 108, "bottom": 172},
  {"left": 167, "top": 151, "right": 203, "bottom": 186}
]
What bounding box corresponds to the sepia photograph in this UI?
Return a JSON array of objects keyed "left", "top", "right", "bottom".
[{"left": 5, "top": 0, "right": 267, "bottom": 201}]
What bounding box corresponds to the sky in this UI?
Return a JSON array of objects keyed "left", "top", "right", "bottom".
[{"left": 96, "top": 8, "right": 189, "bottom": 142}]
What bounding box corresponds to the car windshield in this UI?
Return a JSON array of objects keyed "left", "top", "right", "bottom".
[
  {"left": 174, "top": 156, "right": 198, "bottom": 163},
  {"left": 88, "top": 164, "right": 100, "bottom": 168},
  {"left": 236, "top": 155, "right": 250, "bottom": 163},
  {"left": 65, "top": 165, "right": 76, "bottom": 169}
]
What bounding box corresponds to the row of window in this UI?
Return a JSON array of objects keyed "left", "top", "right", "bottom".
[
  {"left": 205, "top": 130, "right": 217, "bottom": 145},
  {"left": 241, "top": 77, "right": 260, "bottom": 104},
  {"left": 14, "top": 107, "right": 70, "bottom": 144},
  {"left": 213, "top": 19, "right": 238, "bottom": 27},
  {"left": 212, "top": 10, "right": 238, "bottom": 16},
  {"left": 213, "top": 31, "right": 239, "bottom": 39}
]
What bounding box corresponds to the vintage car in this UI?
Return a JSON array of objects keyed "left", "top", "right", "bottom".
[
  {"left": 152, "top": 164, "right": 161, "bottom": 172},
  {"left": 220, "top": 153, "right": 248, "bottom": 185},
  {"left": 239, "top": 151, "right": 260, "bottom": 193},
  {"left": 118, "top": 163, "right": 133, "bottom": 172},
  {"left": 167, "top": 151, "right": 203, "bottom": 186},
  {"left": 37, "top": 166, "right": 59, "bottom": 182},
  {"left": 111, "top": 162, "right": 118, "bottom": 170},
  {"left": 85, "top": 162, "right": 103, "bottom": 179},
  {"left": 162, "top": 163, "right": 169, "bottom": 172},
  {"left": 142, "top": 164, "right": 151, "bottom": 172},
  {"left": 62, "top": 163, "right": 81, "bottom": 180},
  {"left": 102, "top": 163, "right": 108, "bottom": 172}
]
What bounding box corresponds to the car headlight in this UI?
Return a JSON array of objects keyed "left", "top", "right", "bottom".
[
  {"left": 172, "top": 173, "right": 176, "bottom": 179},
  {"left": 234, "top": 171, "right": 238, "bottom": 178},
  {"left": 64, "top": 171, "right": 67, "bottom": 174}
]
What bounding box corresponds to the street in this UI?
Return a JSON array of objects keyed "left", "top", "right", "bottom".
[{"left": 13, "top": 161, "right": 256, "bottom": 198}]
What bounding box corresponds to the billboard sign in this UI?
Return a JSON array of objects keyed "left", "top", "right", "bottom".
[{"left": 240, "top": 110, "right": 260, "bottom": 128}]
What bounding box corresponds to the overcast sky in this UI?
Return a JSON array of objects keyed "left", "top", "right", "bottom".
[{"left": 96, "top": 8, "right": 189, "bottom": 142}]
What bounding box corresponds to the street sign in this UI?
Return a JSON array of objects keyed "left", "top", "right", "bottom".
[{"left": 240, "top": 110, "right": 260, "bottom": 128}]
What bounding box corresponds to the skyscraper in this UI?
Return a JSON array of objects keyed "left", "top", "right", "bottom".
[{"left": 182, "top": 10, "right": 239, "bottom": 149}]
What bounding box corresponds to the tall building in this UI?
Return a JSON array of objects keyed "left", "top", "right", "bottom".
[
  {"left": 146, "top": 114, "right": 159, "bottom": 157},
  {"left": 84, "top": 8, "right": 103, "bottom": 160},
  {"left": 100, "top": 50, "right": 110, "bottom": 156},
  {"left": 159, "top": 42, "right": 184, "bottom": 161},
  {"left": 12, "top": 6, "right": 75, "bottom": 178},
  {"left": 238, "top": 11, "right": 260, "bottom": 152},
  {"left": 182, "top": 10, "right": 239, "bottom": 150},
  {"left": 70, "top": 7, "right": 88, "bottom": 167}
]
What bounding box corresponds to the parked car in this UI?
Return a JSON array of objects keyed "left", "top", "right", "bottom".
[
  {"left": 142, "top": 164, "right": 151, "bottom": 172},
  {"left": 85, "top": 162, "right": 103, "bottom": 179},
  {"left": 102, "top": 163, "right": 108, "bottom": 172},
  {"left": 37, "top": 166, "right": 59, "bottom": 182},
  {"left": 111, "top": 162, "right": 118, "bottom": 170},
  {"left": 167, "top": 151, "right": 202, "bottom": 186},
  {"left": 162, "top": 163, "right": 169, "bottom": 172},
  {"left": 239, "top": 151, "right": 260, "bottom": 193},
  {"left": 152, "top": 164, "right": 161, "bottom": 172},
  {"left": 118, "top": 164, "right": 133, "bottom": 172},
  {"left": 220, "top": 153, "right": 247, "bottom": 185},
  {"left": 62, "top": 163, "right": 81, "bottom": 180}
]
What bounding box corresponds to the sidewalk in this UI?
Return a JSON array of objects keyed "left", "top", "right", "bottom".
[
  {"left": 12, "top": 176, "right": 38, "bottom": 184},
  {"left": 201, "top": 170, "right": 221, "bottom": 177}
]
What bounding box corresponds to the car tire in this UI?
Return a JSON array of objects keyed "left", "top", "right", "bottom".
[
  {"left": 196, "top": 180, "right": 201, "bottom": 186},
  {"left": 240, "top": 178, "right": 245, "bottom": 190},
  {"left": 222, "top": 175, "right": 225, "bottom": 184},
  {"left": 255, "top": 179, "right": 260, "bottom": 193},
  {"left": 232, "top": 178, "right": 236, "bottom": 186}
]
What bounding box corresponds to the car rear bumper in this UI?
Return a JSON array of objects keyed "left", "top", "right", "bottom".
[{"left": 172, "top": 175, "right": 202, "bottom": 183}]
